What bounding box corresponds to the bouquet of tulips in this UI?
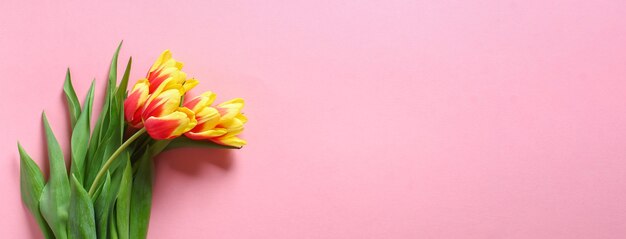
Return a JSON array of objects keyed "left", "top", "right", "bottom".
[{"left": 19, "top": 43, "right": 247, "bottom": 239}]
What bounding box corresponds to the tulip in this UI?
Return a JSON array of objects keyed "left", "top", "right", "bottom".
[
  {"left": 184, "top": 92, "right": 247, "bottom": 147},
  {"left": 146, "top": 50, "right": 198, "bottom": 93},
  {"left": 124, "top": 50, "right": 198, "bottom": 137}
]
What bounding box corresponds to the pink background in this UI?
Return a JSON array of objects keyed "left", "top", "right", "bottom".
[{"left": 2, "top": 1, "right": 626, "bottom": 238}]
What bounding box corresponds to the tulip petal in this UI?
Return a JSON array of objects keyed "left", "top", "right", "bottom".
[
  {"left": 195, "top": 107, "right": 220, "bottom": 126},
  {"left": 123, "top": 79, "right": 150, "bottom": 128},
  {"left": 220, "top": 117, "right": 245, "bottom": 137},
  {"left": 149, "top": 50, "right": 172, "bottom": 73},
  {"left": 216, "top": 98, "right": 245, "bottom": 122},
  {"left": 144, "top": 107, "right": 197, "bottom": 140},
  {"left": 182, "top": 79, "right": 199, "bottom": 92},
  {"left": 184, "top": 92, "right": 216, "bottom": 113},
  {"left": 185, "top": 128, "right": 228, "bottom": 140},
  {"left": 236, "top": 114, "right": 248, "bottom": 124},
  {"left": 142, "top": 87, "right": 183, "bottom": 119},
  {"left": 210, "top": 136, "right": 246, "bottom": 148}
]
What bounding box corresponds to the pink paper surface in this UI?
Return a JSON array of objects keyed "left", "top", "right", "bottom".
[{"left": 3, "top": 1, "right": 626, "bottom": 238}]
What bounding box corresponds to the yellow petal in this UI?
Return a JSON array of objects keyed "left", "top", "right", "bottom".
[
  {"left": 221, "top": 117, "right": 245, "bottom": 137},
  {"left": 185, "top": 128, "right": 228, "bottom": 140},
  {"left": 183, "top": 78, "right": 199, "bottom": 92},
  {"left": 236, "top": 114, "right": 248, "bottom": 124},
  {"left": 196, "top": 107, "right": 220, "bottom": 126},
  {"left": 211, "top": 136, "right": 246, "bottom": 148},
  {"left": 216, "top": 98, "right": 245, "bottom": 122},
  {"left": 150, "top": 50, "right": 172, "bottom": 72}
]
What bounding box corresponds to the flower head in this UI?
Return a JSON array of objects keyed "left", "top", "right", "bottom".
[
  {"left": 123, "top": 50, "right": 199, "bottom": 139},
  {"left": 184, "top": 92, "right": 247, "bottom": 147},
  {"left": 146, "top": 50, "right": 197, "bottom": 93}
]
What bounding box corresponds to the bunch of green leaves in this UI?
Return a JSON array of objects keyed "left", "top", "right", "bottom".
[{"left": 19, "top": 43, "right": 157, "bottom": 239}]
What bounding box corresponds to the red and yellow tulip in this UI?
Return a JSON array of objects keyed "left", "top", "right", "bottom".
[
  {"left": 184, "top": 92, "right": 247, "bottom": 147},
  {"left": 123, "top": 50, "right": 199, "bottom": 139},
  {"left": 145, "top": 50, "right": 197, "bottom": 93}
]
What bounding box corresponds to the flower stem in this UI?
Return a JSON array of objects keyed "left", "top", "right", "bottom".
[{"left": 88, "top": 128, "right": 146, "bottom": 196}]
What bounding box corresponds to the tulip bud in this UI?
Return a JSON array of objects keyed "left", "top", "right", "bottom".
[{"left": 184, "top": 93, "right": 247, "bottom": 147}]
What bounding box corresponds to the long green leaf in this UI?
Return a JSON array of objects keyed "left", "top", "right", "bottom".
[
  {"left": 63, "top": 68, "right": 81, "bottom": 127},
  {"left": 70, "top": 80, "right": 95, "bottom": 184},
  {"left": 39, "top": 113, "right": 70, "bottom": 239},
  {"left": 108, "top": 41, "right": 122, "bottom": 100},
  {"left": 116, "top": 57, "right": 132, "bottom": 102},
  {"left": 109, "top": 88, "right": 124, "bottom": 145},
  {"left": 116, "top": 57, "right": 132, "bottom": 143},
  {"left": 68, "top": 175, "right": 96, "bottom": 239},
  {"left": 130, "top": 150, "right": 155, "bottom": 239},
  {"left": 85, "top": 132, "right": 114, "bottom": 187},
  {"left": 85, "top": 43, "right": 123, "bottom": 187},
  {"left": 116, "top": 158, "right": 133, "bottom": 239},
  {"left": 104, "top": 155, "right": 126, "bottom": 220},
  {"left": 99, "top": 41, "right": 123, "bottom": 143},
  {"left": 18, "top": 143, "right": 54, "bottom": 239},
  {"left": 85, "top": 115, "right": 104, "bottom": 185},
  {"left": 94, "top": 172, "right": 112, "bottom": 239},
  {"left": 109, "top": 209, "right": 119, "bottom": 239},
  {"left": 106, "top": 164, "right": 126, "bottom": 239}
]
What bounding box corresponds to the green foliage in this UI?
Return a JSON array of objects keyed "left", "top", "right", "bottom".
[
  {"left": 70, "top": 81, "right": 95, "bottom": 184},
  {"left": 63, "top": 69, "right": 81, "bottom": 128},
  {"left": 94, "top": 173, "right": 112, "bottom": 239},
  {"left": 129, "top": 150, "right": 154, "bottom": 239},
  {"left": 39, "top": 113, "right": 70, "bottom": 239},
  {"left": 18, "top": 42, "right": 138, "bottom": 239},
  {"left": 85, "top": 42, "right": 126, "bottom": 188},
  {"left": 115, "top": 159, "right": 133, "bottom": 239},
  {"left": 68, "top": 175, "right": 96, "bottom": 239},
  {"left": 18, "top": 143, "right": 54, "bottom": 239}
]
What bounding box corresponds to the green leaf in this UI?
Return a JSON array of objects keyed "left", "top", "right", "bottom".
[
  {"left": 116, "top": 158, "right": 133, "bottom": 239},
  {"left": 70, "top": 80, "right": 95, "bottom": 184},
  {"left": 85, "top": 115, "right": 104, "bottom": 184},
  {"left": 94, "top": 172, "right": 112, "bottom": 239},
  {"left": 115, "top": 57, "right": 132, "bottom": 141},
  {"left": 166, "top": 136, "right": 242, "bottom": 150},
  {"left": 108, "top": 41, "right": 122, "bottom": 99},
  {"left": 100, "top": 41, "right": 123, "bottom": 140},
  {"left": 39, "top": 112, "right": 70, "bottom": 239},
  {"left": 109, "top": 88, "right": 125, "bottom": 145},
  {"left": 130, "top": 150, "right": 155, "bottom": 239},
  {"left": 18, "top": 143, "right": 54, "bottom": 239},
  {"left": 98, "top": 42, "right": 122, "bottom": 145},
  {"left": 63, "top": 68, "right": 81, "bottom": 127},
  {"left": 116, "top": 57, "right": 132, "bottom": 102},
  {"left": 85, "top": 131, "right": 115, "bottom": 187},
  {"left": 85, "top": 43, "right": 126, "bottom": 188},
  {"left": 109, "top": 209, "right": 119, "bottom": 239},
  {"left": 104, "top": 156, "right": 126, "bottom": 220},
  {"left": 85, "top": 119, "right": 124, "bottom": 189},
  {"left": 68, "top": 175, "right": 96, "bottom": 239}
]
